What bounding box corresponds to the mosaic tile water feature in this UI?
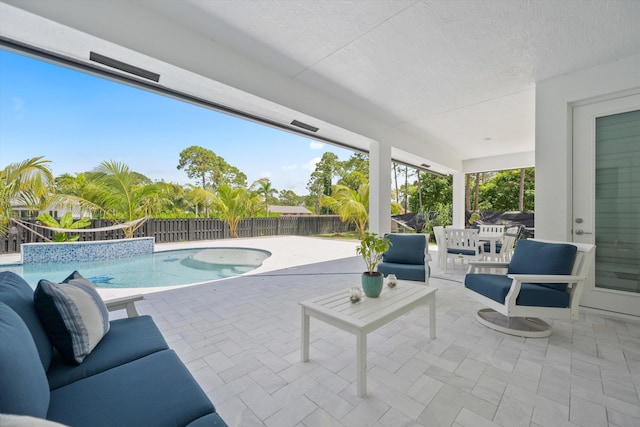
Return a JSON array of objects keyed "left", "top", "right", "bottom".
[{"left": 21, "top": 238, "right": 155, "bottom": 264}]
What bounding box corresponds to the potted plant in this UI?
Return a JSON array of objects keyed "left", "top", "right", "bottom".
[
  {"left": 468, "top": 212, "right": 481, "bottom": 229},
  {"left": 355, "top": 231, "right": 391, "bottom": 297}
]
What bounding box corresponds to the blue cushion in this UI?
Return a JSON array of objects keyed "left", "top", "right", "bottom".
[
  {"left": 0, "top": 302, "right": 50, "bottom": 417},
  {"left": 465, "top": 274, "right": 570, "bottom": 307},
  {"left": 47, "top": 315, "right": 169, "bottom": 390},
  {"left": 382, "top": 234, "right": 425, "bottom": 265},
  {"left": 378, "top": 262, "right": 428, "bottom": 282},
  {"left": 508, "top": 240, "right": 577, "bottom": 291},
  {"left": 35, "top": 277, "right": 111, "bottom": 364},
  {"left": 48, "top": 350, "right": 217, "bottom": 427},
  {"left": 185, "top": 413, "right": 229, "bottom": 426},
  {"left": 0, "top": 271, "right": 53, "bottom": 370}
]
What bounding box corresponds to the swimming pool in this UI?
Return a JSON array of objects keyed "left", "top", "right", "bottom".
[{"left": 1, "top": 248, "right": 271, "bottom": 289}]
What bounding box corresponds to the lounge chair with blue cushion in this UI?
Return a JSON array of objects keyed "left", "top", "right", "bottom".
[
  {"left": 378, "top": 233, "right": 431, "bottom": 284},
  {"left": 464, "top": 239, "right": 595, "bottom": 337}
]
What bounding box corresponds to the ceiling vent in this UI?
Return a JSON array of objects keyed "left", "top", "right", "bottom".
[
  {"left": 89, "top": 52, "right": 160, "bottom": 82},
  {"left": 290, "top": 120, "right": 319, "bottom": 133}
]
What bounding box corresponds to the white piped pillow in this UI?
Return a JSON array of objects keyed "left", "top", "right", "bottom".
[{"left": 34, "top": 274, "right": 110, "bottom": 364}]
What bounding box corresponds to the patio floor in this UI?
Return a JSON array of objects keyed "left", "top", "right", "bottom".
[{"left": 100, "top": 237, "right": 638, "bottom": 426}]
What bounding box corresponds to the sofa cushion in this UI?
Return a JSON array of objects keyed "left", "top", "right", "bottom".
[
  {"left": 35, "top": 277, "right": 110, "bottom": 364},
  {"left": 185, "top": 413, "right": 229, "bottom": 426},
  {"left": 0, "top": 302, "right": 50, "bottom": 418},
  {"left": 47, "top": 315, "right": 169, "bottom": 389},
  {"left": 507, "top": 240, "right": 578, "bottom": 291},
  {"left": 378, "top": 262, "right": 427, "bottom": 282},
  {"left": 0, "top": 271, "right": 53, "bottom": 371},
  {"left": 48, "top": 349, "right": 217, "bottom": 427},
  {"left": 465, "top": 274, "right": 570, "bottom": 308},
  {"left": 382, "top": 234, "right": 425, "bottom": 265}
]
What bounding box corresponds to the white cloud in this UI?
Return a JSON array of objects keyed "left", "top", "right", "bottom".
[
  {"left": 309, "top": 141, "right": 324, "bottom": 150},
  {"left": 281, "top": 164, "right": 297, "bottom": 171},
  {"left": 303, "top": 157, "right": 321, "bottom": 171},
  {"left": 259, "top": 172, "right": 272, "bottom": 179}
]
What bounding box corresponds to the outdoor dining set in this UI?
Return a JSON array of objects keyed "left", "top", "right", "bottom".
[{"left": 432, "top": 224, "right": 525, "bottom": 272}]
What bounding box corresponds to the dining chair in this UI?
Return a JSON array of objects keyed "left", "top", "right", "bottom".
[{"left": 444, "top": 228, "right": 481, "bottom": 272}]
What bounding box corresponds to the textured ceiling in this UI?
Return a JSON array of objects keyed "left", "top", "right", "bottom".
[{"left": 3, "top": 0, "right": 640, "bottom": 171}]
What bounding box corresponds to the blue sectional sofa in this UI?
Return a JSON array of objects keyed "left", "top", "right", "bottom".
[{"left": 0, "top": 271, "right": 227, "bottom": 427}]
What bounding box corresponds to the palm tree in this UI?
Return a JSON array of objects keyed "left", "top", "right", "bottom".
[
  {"left": 253, "top": 178, "right": 277, "bottom": 216},
  {"left": 210, "top": 184, "right": 261, "bottom": 238},
  {"left": 321, "top": 184, "right": 402, "bottom": 237},
  {"left": 0, "top": 157, "right": 55, "bottom": 235}
]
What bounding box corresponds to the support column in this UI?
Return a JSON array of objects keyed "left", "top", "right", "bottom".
[
  {"left": 452, "top": 171, "right": 466, "bottom": 228},
  {"left": 369, "top": 141, "right": 392, "bottom": 235}
]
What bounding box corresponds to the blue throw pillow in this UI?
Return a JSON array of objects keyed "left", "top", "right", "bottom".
[
  {"left": 34, "top": 274, "right": 110, "bottom": 364},
  {"left": 507, "top": 240, "right": 578, "bottom": 290}
]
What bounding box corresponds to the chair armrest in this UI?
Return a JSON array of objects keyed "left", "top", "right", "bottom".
[
  {"left": 507, "top": 274, "right": 584, "bottom": 283},
  {"left": 105, "top": 294, "right": 144, "bottom": 318},
  {"left": 467, "top": 260, "right": 509, "bottom": 274},
  {"left": 468, "top": 260, "right": 510, "bottom": 268}
]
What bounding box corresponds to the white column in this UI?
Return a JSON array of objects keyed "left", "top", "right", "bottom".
[
  {"left": 452, "top": 171, "right": 465, "bottom": 228},
  {"left": 369, "top": 141, "right": 392, "bottom": 235}
]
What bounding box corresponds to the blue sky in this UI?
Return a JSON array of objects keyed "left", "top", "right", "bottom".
[{"left": 0, "top": 49, "right": 354, "bottom": 195}]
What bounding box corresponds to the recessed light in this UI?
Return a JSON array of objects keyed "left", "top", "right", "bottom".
[{"left": 483, "top": 137, "right": 492, "bottom": 142}]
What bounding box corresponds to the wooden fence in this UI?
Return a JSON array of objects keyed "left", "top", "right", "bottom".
[{"left": 0, "top": 216, "right": 356, "bottom": 254}]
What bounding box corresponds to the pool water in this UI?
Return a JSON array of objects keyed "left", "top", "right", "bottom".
[{"left": 1, "top": 248, "right": 271, "bottom": 289}]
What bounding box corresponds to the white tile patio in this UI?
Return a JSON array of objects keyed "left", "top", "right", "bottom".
[
  {"left": 5, "top": 236, "right": 638, "bottom": 426},
  {"left": 101, "top": 236, "right": 640, "bottom": 427}
]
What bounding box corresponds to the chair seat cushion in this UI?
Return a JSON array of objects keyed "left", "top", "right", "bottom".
[
  {"left": 378, "top": 262, "right": 427, "bottom": 282},
  {"left": 464, "top": 274, "right": 570, "bottom": 308},
  {"left": 507, "top": 240, "right": 577, "bottom": 291},
  {"left": 382, "top": 234, "right": 425, "bottom": 265},
  {"left": 48, "top": 349, "right": 217, "bottom": 427},
  {"left": 47, "top": 315, "right": 169, "bottom": 390}
]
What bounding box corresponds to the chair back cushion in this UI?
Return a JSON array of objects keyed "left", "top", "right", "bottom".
[
  {"left": 382, "top": 234, "right": 425, "bottom": 265},
  {"left": 507, "top": 240, "right": 578, "bottom": 290},
  {"left": 0, "top": 271, "right": 53, "bottom": 370},
  {"left": 0, "top": 302, "right": 50, "bottom": 417}
]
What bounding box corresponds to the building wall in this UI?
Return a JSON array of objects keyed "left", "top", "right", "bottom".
[{"left": 535, "top": 54, "right": 640, "bottom": 241}]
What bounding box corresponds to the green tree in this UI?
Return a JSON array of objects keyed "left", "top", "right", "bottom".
[
  {"left": 478, "top": 168, "right": 535, "bottom": 211},
  {"left": 409, "top": 173, "right": 453, "bottom": 212},
  {"left": 307, "top": 152, "right": 341, "bottom": 214},
  {"left": 321, "top": 184, "right": 402, "bottom": 238},
  {"left": 277, "top": 189, "right": 304, "bottom": 206},
  {"left": 0, "top": 157, "right": 55, "bottom": 235},
  {"left": 338, "top": 153, "right": 369, "bottom": 190},
  {"left": 177, "top": 146, "right": 218, "bottom": 189},
  {"left": 210, "top": 184, "right": 261, "bottom": 238},
  {"left": 177, "top": 145, "right": 247, "bottom": 189}
]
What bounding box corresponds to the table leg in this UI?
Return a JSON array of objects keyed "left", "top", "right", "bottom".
[
  {"left": 429, "top": 295, "right": 436, "bottom": 339},
  {"left": 356, "top": 332, "right": 367, "bottom": 397},
  {"left": 301, "top": 307, "right": 310, "bottom": 362}
]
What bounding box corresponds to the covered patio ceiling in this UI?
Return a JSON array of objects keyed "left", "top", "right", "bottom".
[{"left": 2, "top": 0, "right": 640, "bottom": 174}]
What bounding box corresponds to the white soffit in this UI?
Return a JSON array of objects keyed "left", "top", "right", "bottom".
[{"left": 2, "top": 0, "right": 640, "bottom": 172}]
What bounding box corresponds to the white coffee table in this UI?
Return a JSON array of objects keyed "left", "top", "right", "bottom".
[{"left": 300, "top": 281, "right": 436, "bottom": 397}]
